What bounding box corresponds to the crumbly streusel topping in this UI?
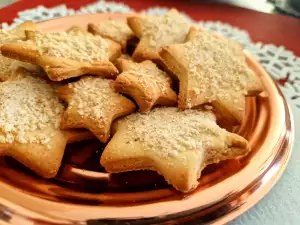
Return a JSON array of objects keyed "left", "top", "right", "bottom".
[
  {"left": 0, "top": 30, "right": 20, "bottom": 46},
  {"left": 29, "top": 31, "right": 110, "bottom": 62},
  {"left": 68, "top": 77, "right": 128, "bottom": 121},
  {"left": 98, "top": 20, "right": 133, "bottom": 46},
  {"left": 119, "top": 107, "right": 230, "bottom": 158},
  {"left": 120, "top": 60, "right": 172, "bottom": 95},
  {"left": 0, "top": 76, "right": 64, "bottom": 145},
  {"left": 0, "top": 30, "right": 23, "bottom": 80},
  {"left": 139, "top": 9, "right": 190, "bottom": 49},
  {"left": 182, "top": 29, "right": 256, "bottom": 108}
]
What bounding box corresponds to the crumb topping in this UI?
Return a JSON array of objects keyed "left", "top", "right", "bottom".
[
  {"left": 68, "top": 77, "right": 129, "bottom": 122},
  {"left": 140, "top": 9, "right": 190, "bottom": 49},
  {"left": 121, "top": 60, "right": 172, "bottom": 95},
  {"left": 0, "top": 56, "right": 13, "bottom": 79},
  {"left": 97, "top": 20, "right": 133, "bottom": 46},
  {"left": 0, "top": 30, "right": 20, "bottom": 45},
  {"left": 0, "top": 30, "right": 37, "bottom": 81},
  {"left": 182, "top": 29, "right": 255, "bottom": 108},
  {"left": 120, "top": 107, "right": 230, "bottom": 158},
  {"left": 0, "top": 76, "right": 64, "bottom": 146},
  {"left": 0, "top": 55, "right": 40, "bottom": 81},
  {"left": 0, "top": 30, "right": 20, "bottom": 78},
  {"left": 30, "top": 31, "right": 109, "bottom": 62}
]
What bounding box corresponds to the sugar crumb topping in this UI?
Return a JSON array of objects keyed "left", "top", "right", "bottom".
[
  {"left": 68, "top": 77, "right": 128, "bottom": 122},
  {"left": 140, "top": 10, "right": 190, "bottom": 49},
  {"left": 31, "top": 31, "right": 110, "bottom": 62},
  {"left": 0, "top": 30, "right": 20, "bottom": 46},
  {"left": 183, "top": 29, "right": 255, "bottom": 108},
  {"left": 0, "top": 76, "right": 64, "bottom": 146},
  {"left": 0, "top": 30, "right": 42, "bottom": 81},
  {"left": 0, "top": 55, "right": 40, "bottom": 81},
  {"left": 98, "top": 20, "right": 133, "bottom": 45},
  {"left": 121, "top": 107, "right": 229, "bottom": 158},
  {"left": 0, "top": 56, "right": 14, "bottom": 79},
  {"left": 122, "top": 60, "right": 172, "bottom": 95},
  {"left": 0, "top": 30, "right": 23, "bottom": 80}
]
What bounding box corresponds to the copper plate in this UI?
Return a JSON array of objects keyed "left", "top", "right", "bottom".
[{"left": 0, "top": 14, "right": 294, "bottom": 225}]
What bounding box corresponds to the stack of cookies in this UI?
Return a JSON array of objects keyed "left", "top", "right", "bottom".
[{"left": 0, "top": 9, "right": 263, "bottom": 193}]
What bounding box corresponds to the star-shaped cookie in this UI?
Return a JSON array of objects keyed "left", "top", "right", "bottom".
[
  {"left": 1, "top": 30, "right": 121, "bottom": 81},
  {"left": 88, "top": 19, "right": 134, "bottom": 49},
  {"left": 159, "top": 27, "right": 264, "bottom": 124},
  {"left": 127, "top": 9, "right": 190, "bottom": 63},
  {"left": 0, "top": 22, "right": 40, "bottom": 81},
  {"left": 0, "top": 75, "right": 93, "bottom": 178},
  {"left": 100, "top": 107, "right": 249, "bottom": 193},
  {"left": 56, "top": 76, "right": 136, "bottom": 143},
  {"left": 112, "top": 59, "right": 177, "bottom": 112}
]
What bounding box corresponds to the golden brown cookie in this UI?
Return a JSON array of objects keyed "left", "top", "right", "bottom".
[
  {"left": 101, "top": 107, "right": 249, "bottom": 193},
  {"left": 56, "top": 76, "right": 136, "bottom": 143},
  {"left": 1, "top": 30, "right": 121, "bottom": 81},
  {"left": 0, "top": 75, "right": 93, "bottom": 178},
  {"left": 113, "top": 59, "right": 177, "bottom": 112},
  {"left": 88, "top": 19, "right": 134, "bottom": 49},
  {"left": 127, "top": 9, "right": 190, "bottom": 63},
  {"left": 159, "top": 27, "right": 263, "bottom": 124},
  {"left": 0, "top": 22, "right": 40, "bottom": 81}
]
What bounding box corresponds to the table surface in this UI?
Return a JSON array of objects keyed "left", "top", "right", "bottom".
[{"left": 0, "top": 1, "right": 300, "bottom": 225}]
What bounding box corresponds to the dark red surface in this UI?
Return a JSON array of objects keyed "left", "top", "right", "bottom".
[{"left": 1, "top": 0, "right": 300, "bottom": 55}]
